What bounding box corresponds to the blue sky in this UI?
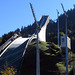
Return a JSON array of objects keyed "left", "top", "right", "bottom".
[{"left": 0, "top": 0, "right": 75, "bottom": 37}]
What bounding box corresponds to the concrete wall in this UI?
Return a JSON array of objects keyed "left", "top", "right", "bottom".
[{"left": 38, "top": 16, "right": 50, "bottom": 42}]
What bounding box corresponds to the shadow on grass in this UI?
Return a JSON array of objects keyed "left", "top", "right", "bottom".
[{"left": 19, "top": 45, "right": 62, "bottom": 75}]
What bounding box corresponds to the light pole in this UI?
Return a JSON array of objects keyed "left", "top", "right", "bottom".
[
  {"left": 73, "top": 57, "right": 74, "bottom": 75},
  {"left": 61, "top": 3, "right": 68, "bottom": 75},
  {"left": 56, "top": 9, "right": 59, "bottom": 46},
  {"left": 73, "top": 56, "right": 75, "bottom": 75},
  {"left": 30, "top": 3, "right": 40, "bottom": 75}
]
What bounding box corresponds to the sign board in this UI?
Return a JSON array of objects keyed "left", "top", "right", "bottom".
[{"left": 61, "top": 36, "right": 71, "bottom": 49}]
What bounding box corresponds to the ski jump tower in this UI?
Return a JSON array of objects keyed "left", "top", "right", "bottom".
[{"left": 38, "top": 16, "right": 50, "bottom": 42}]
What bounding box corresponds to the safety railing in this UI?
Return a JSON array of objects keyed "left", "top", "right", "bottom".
[{"left": 0, "top": 34, "right": 19, "bottom": 54}]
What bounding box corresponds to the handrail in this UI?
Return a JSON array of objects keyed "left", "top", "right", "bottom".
[
  {"left": 0, "top": 34, "right": 19, "bottom": 53},
  {"left": 22, "top": 33, "right": 36, "bottom": 57}
]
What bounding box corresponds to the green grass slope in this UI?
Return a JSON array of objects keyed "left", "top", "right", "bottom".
[{"left": 19, "top": 41, "right": 73, "bottom": 75}]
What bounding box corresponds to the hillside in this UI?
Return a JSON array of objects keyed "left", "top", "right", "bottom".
[{"left": 19, "top": 41, "right": 73, "bottom": 75}]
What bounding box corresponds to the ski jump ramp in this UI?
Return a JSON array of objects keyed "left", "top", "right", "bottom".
[
  {"left": 0, "top": 16, "right": 50, "bottom": 70},
  {"left": 38, "top": 16, "right": 50, "bottom": 42}
]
